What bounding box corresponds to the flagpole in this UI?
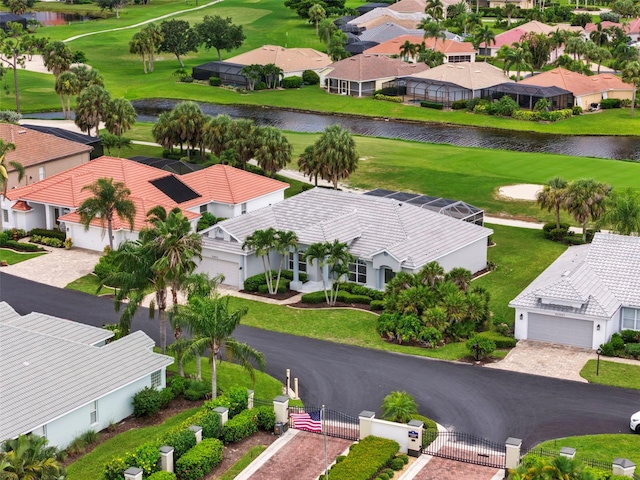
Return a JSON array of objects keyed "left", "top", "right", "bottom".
[{"left": 323, "top": 405, "right": 328, "bottom": 480}]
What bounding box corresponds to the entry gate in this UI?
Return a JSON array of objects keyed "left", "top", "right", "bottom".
[
  {"left": 422, "top": 430, "right": 506, "bottom": 469},
  {"left": 288, "top": 405, "right": 359, "bottom": 441}
]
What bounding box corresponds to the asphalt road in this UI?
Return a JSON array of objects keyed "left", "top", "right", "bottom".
[{"left": 2, "top": 273, "right": 639, "bottom": 448}]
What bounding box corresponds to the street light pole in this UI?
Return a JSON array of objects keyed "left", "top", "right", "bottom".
[{"left": 596, "top": 348, "right": 602, "bottom": 376}]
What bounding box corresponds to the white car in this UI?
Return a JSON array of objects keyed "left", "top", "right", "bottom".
[{"left": 630, "top": 411, "right": 640, "bottom": 432}]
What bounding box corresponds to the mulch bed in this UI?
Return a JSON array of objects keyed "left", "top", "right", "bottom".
[
  {"left": 204, "top": 431, "right": 278, "bottom": 479},
  {"left": 288, "top": 300, "right": 374, "bottom": 311},
  {"left": 240, "top": 290, "right": 300, "bottom": 301}
]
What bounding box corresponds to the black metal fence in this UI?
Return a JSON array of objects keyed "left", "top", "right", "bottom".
[
  {"left": 288, "top": 405, "right": 359, "bottom": 441},
  {"left": 253, "top": 397, "right": 273, "bottom": 408},
  {"left": 422, "top": 430, "right": 506, "bottom": 469},
  {"left": 522, "top": 447, "right": 612, "bottom": 473}
]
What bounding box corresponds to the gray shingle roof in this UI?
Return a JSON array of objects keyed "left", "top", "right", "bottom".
[
  {"left": 206, "top": 188, "right": 492, "bottom": 269},
  {"left": 0, "top": 305, "right": 173, "bottom": 441},
  {"left": 509, "top": 233, "right": 639, "bottom": 318}
]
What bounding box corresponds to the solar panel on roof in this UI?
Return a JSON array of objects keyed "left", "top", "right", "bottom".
[{"left": 149, "top": 175, "right": 201, "bottom": 203}]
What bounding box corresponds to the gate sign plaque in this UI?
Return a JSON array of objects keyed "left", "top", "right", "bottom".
[{"left": 408, "top": 430, "right": 418, "bottom": 439}]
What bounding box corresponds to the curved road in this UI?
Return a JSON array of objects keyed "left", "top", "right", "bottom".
[{"left": 2, "top": 273, "right": 638, "bottom": 448}]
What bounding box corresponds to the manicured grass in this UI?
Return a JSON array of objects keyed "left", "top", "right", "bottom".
[
  {"left": 533, "top": 434, "right": 640, "bottom": 468},
  {"left": 580, "top": 360, "right": 640, "bottom": 390},
  {"left": 218, "top": 445, "right": 267, "bottom": 480},
  {"left": 65, "top": 274, "right": 117, "bottom": 296},
  {"left": 0, "top": 248, "right": 45, "bottom": 265},
  {"left": 65, "top": 407, "right": 200, "bottom": 480}
]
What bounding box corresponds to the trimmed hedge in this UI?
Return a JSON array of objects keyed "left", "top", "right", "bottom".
[
  {"left": 600, "top": 98, "right": 621, "bottom": 109},
  {"left": 221, "top": 409, "right": 258, "bottom": 443},
  {"left": 301, "top": 290, "right": 372, "bottom": 305},
  {"left": 373, "top": 93, "right": 402, "bottom": 103},
  {"left": 328, "top": 436, "right": 399, "bottom": 480},
  {"left": 148, "top": 473, "right": 177, "bottom": 480},
  {"left": 209, "top": 77, "right": 221, "bottom": 86},
  {"left": 282, "top": 76, "right": 302, "bottom": 88},
  {"left": 175, "top": 438, "right": 224, "bottom": 480},
  {"left": 243, "top": 270, "right": 306, "bottom": 292},
  {"left": 477, "top": 331, "right": 517, "bottom": 349},
  {"left": 29, "top": 228, "right": 66, "bottom": 241},
  {"left": 204, "top": 385, "right": 248, "bottom": 417},
  {"left": 302, "top": 69, "right": 320, "bottom": 85},
  {"left": 451, "top": 100, "right": 468, "bottom": 110},
  {"left": 5, "top": 240, "right": 42, "bottom": 252},
  {"left": 133, "top": 387, "right": 163, "bottom": 417},
  {"left": 420, "top": 101, "right": 443, "bottom": 110},
  {"left": 160, "top": 428, "right": 197, "bottom": 460},
  {"left": 370, "top": 300, "right": 385, "bottom": 311},
  {"left": 255, "top": 406, "right": 276, "bottom": 431}
]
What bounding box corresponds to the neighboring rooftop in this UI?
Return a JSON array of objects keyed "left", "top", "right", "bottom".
[
  {"left": 400, "top": 61, "right": 512, "bottom": 90},
  {"left": 326, "top": 54, "right": 430, "bottom": 81},
  {"left": 348, "top": 8, "right": 427, "bottom": 29},
  {"left": 223, "top": 45, "right": 331, "bottom": 72},
  {"left": 481, "top": 21, "right": 583, "bottom": 48},
  {"left": 365, "top": 34, "right": 476, "bottom": 56},
  {"left": 128, "top": 156, "right": 206, "bottom": 175},
  {"left": 520, "top": 67, "right": 634, "bottom": 96}
]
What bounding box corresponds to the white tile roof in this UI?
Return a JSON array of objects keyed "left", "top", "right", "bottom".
[
  {"left": 206, "top": 188, "right": 492, "bottom": 270},
  {"left": 348, "top": 8, "right": 426, "bottom": 26},
  {"left": 510, "top": 233, "right": 640, "bottom": 318},
  {"left": 0, "top": 304, "right": 173, "bottom": 441}
]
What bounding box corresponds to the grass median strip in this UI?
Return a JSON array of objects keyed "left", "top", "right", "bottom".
[
  {"left": 218, "top": 445, "right": 267, "bottom": 480},
  {"left": 0, "top": 248, "right": 45, "bottom": 265},
  {"left": 533, "top": 434, "right": 640, "bottom": 468},
  {"left": 580, "top": 359, "right": 640, "bottom": 390}
]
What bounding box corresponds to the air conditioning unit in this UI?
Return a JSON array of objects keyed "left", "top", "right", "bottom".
[{"left": 274, "top": 421, "right": 289, "bottom": 435}]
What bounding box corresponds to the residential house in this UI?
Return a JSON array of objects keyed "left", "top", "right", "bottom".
[
  {"left": 358, "top": 23, "right": 462, "bottom": 44},
  {"left": 0, "top": 302, "right": 173, "bottom": 448},
  {"left": 479, "top": 21, "right": 584, "bottom": 57},
  {"left": 192, "top": 45, "right": 331, "bottom": 85},
  {"left": 348, "top": 8, "right": 427, "bottom": 30},
  {"left": 510, "top": 233, "right": 640, "bottom": 349},
  {"left": 519, "top": 67, "right": 635, "bottom": 110},
  {"left": 20, "top": 124, "right": 104, "bottom": 160},
  {"left": 365, "top": 34, "right": 477, "bottom": 63},
  {"left": 387, "top": 0, "right": 461, "bottom": 13},
  {"left": 487, "top": 0, "right": 535, "bottom": 11},
  {"left": 586, "top": 18, "right": 640, "bottom": 42},
  {"left": 0, "top": 123, "right": 93, "bottom": 191},
  {"left": 391, "top": 61, "right": 512, "bottom": 106},
  {"left": 323, "top": 54, "right": 430, "bottom": 96},
  {"left": 3, "top": 156, "right": 288, "bottom": 251},
  {"left": 198, "top": 188, "right": 493, "bottom": 291}
]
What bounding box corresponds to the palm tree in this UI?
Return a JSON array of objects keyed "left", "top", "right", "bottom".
[
  {"left": 129, "top": 32, "right": 149, "bottom": 74},
  {"left": 314, "top": 124, "right": 359, "bottom": 189},
  {"left": 0, "top": 139, "right": 24, "bottom": 197},
  {"left": 589, "top": 22, "right": 609, "bottom": 47},
  {"left": 140, "top": 22, "right": 163, "bottom": 73},
  {"left": 445, "top": 267, "right": 473, "bottom": 292},
  {"left": 74, "top": 84, "right": 111, "bottom": 136},
  {"left": 597, "top": 188, "right": 640, "bottom": 235},
  {"left": 104, "top": 97, "right": 137, "bottom": 138},
  {"left": 55, "top": 71, "right": 80, "bottom": 120},
  {"left": 422, "top": 21, "right": 446, "bottom": 53},
  {"left": 71, "top": 64, "right": 105, "bottom": 90},
  {"left": 565, "top": 36, "right": 586, "bottom": 62},
  {"left": 503, "top": 2, "right": 518, "bottom": 26},
  {"left": 297, "top": 144, "right": 323, "bottom": 186},
  {"left": 548, "top": 28, "right": 567, "bottom": 62},
  {"left": 254, "top": 126, "right": 291, "bottom": 177},
  {"left": 327, "top": 30, "right": 349, "bottom": 62},
  {"left": 592, "top": 47, "right": 611, "bottom": 74},
  {"left": 41, "top": 40, "right": 73, "bottom": 80},
  {"left": 242, "top": 228, "right": 278, "bottom": 293},
  {"left": 417, "top": 261, "right": 444, "bottom": 288},
  {"left": 317, "top": 18, "right": 336, "bottom": 45},
  {"left": 230, "top": 118, "right": 259, "bottom": 170},
  {"left": 308, "top": 3, "right": 326, "bottom": 34},
  {"left": 425, "top": 0, "right": 444, "bottom": 21},
  {"left": 417, "top": 45, "right": 445, "bottom": 67},
  {"left": 202, "top": 114, "right": 233, "bottom": 156},
  {"left": 622, "top": 61, "right": 640, "bottom": 117},
  {"left": 565, "top": 178, "right": 611, "bottom": 242},
  {"left": 174, "top": 295, "right": 265, "bottom": 398},
  {"left": 240, "top": 64, "right": 263, "bottom": 91},
  {"left": 100, "top": 132, "right": 133, "bottom": 157},
  {"left": 78, "top": 177, "right": 136, "bottom": 250},
  {"left": 536, "top": 177, "right": 569, "bottom": 229},
  {"left": 510, "top": 455, "right": 595, "bottom": 480},
  {"left": 262, "top": 63, "right": 283, "bottom": 89},
  {"left": 304, "top": 240, "right": 354, "bottom": 306},
  {"left": 1, "top": 434, "right": 65, "bottom": 480},
  {"left": 473, "top": 25, "right": 496, "bottom": 57},
  {"left": 503, "top": 43, "right": 532, "bottom": 81},
  {"left": 152, "top": 111, "right": 177, "bottom": 152},
  {"left": 399, "top": 40, "right": 418, "bottom": 62},
  {"left": 273, "top": 230, "right": 299, "bottom": 292},
  {"left": 170, "top": 101, "right": 207, "bottom": 159},
  {"left": 381, "top": 391, "right": 418, "bottom": 423}
]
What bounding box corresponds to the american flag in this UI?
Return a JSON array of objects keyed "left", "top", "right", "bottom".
[{"left": 290, "top": 410, "right": 322, "bottom": 433}]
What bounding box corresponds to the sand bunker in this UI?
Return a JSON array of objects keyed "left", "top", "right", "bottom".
[{"left": 499, "top": 184, "right": 542, "bottom": 201}]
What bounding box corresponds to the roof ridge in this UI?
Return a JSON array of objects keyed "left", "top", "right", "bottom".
[{"left": 1, "top": 322, "right": 102, "bottom": 348}]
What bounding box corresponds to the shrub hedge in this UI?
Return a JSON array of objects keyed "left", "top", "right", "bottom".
[
  {"left": 209, "top": 77, "right": 221, "bottom": 86},
  {"left": 451, "top": 100, "right": 468, "bottom": 110},
  {"left": 133, "top": 387, "right": 163, "bottom": 417},
  {"left": 302, "top": 69, "right": 320, "bottom": 85},
  {"left": 301, "top": 290, "right": 373, "bottom": 305},
  {"left": 221, "top": 409, "right": 258, "bottom": 443},
  {"left": 282, "top": 76, "right": 302, "bottom": 88},
  {"left": 184, "top": 380, "right": 211, "bottom": 401},
  {"left": 243, "top": 270, "right": 306, "bottom": 292},
  {"left": 160, "top": 429, "right": 197, "bottom": 460},
  {"left": 373, "top": 93, "right": 402, "bottom": 103},
  {"left": 600, "top": 98, "right": 621, "bottom": 109},
  {"left": 29, "top": 228, "right": 66, "bottom": 241},
  {"left": 370, "top": 300, "right": 385, "bottom": 311},
  {"left": 5, "top": 240, "right": 42, "bottom": 252},
  {"left": 477, "top": 331, "right": 516, "bottom": 349},
  {"left": 255, "top": 406, "right": 276, "bottom": 431},
  {"left": 420, "top": 101, "right": 443, "bottom": 110},
  {"left": 466, "top": 336, "right": 496, "bottom": 359},
  {"left": 175, "top": 438, "right": 224, "bottom": 480},
  {"left": 148, "top": 473, "right": 177, "bottom": 480},
  {"left": 328, "top": 436, "right": 399, "bottom": 480},
  {"left": 168, "top": 375, "right": 190, "bottom": 396},
  {"left": 204, "top": 385, "right": 248, "bottom": 417}
]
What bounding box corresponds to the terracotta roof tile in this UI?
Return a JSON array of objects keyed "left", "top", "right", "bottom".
[
  {"left": 365, "top": 34, "right": 476, "bottom": 56},
  {"left": 224, "top": 46, "right": 331, "bottom": 72},
  {"left": 520, "top": 67, "right": 634, "bottom": 96},
  {"left": 0, "top": 124, "right": 92, "bottom": 170},
  {"left": 11, "top": 200, "right": 31, "bottom": 211},
  {"left": 482, "top": 21, "right": 583, "bottom": 48},
  {"left": 326, "top": 54, "right": 429, "bottom": 81}
]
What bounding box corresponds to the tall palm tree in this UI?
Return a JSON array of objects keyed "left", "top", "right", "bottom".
[
  {"left": 592, "top": 47, "right": 611, "bottom": 74},
  {"left": 597, "top": 188, "right": 640, "bottom": 235},
  {"left": 317, "top": 18, "right": 336, "bottom": 45},
  {"left": 399, "top": 40, "right": 419, "bottom": 62},
  {"left": 314, "top": 124, "right": 359, "bottom": 189},
  {"left": 381, "top": 391, "right": 418, "bottom": 423},
  {"left": 242, "top": 228, "right": 278, "bottom": 293},
  {"left": 78, "top": 177, "right": 136, "bottom": 250},
  {"left": 231, "top": 119, "right": 259, "bottom": 170},
  {"left": 55, "top": 71, "right": 80, "bottom": 120},
  {"left": 0, "top": 139, "right": 24, "bottom": 197},
  {"left": 175, "top": 295, "right": 265, "bottom": 398},
  {"left": 503, "top": 2, "right": 518, "bottom": 26},
  {"left": 262, "top": 63, "right": 283, "bottom": 89},
  {"left": 425, "top": 0, "right": 444, "bottom": 21},
  {"left": 41, "top": 40, "right": 73, "bottom": 80},
  {"left": 444, "top": 267, "right": 473, "bottom": 292},
  {"left": 565, "top": 178, "right": 611, "bottom": 242},
  {"left": 297, "top": 144, "right": 323, "bottom": 186},
  {"left": 104, "top": 97, "right": 137, "bottom": 138},
  {"left": 140, "top": 22, "right": 163, "bottom": 73},
  {"left": 203, "top": 114, "right": 234, "bottom": 156},
  {"left": 417, "top": 261, "right": 444, "bottom": 288},
  {"left": 273, "top": 230, "right": 299, "bottom": 292},
  {"left": 70, "top": 64, "right": 105, "bottom": 90},
  {"left": 622, "top": 61, "right": 640, "bottom": 117},
  {"left": 473, "top": 25, "right": 496, "bottom": 57},
  {"left": 152, "top": 111, "right": 177, "bottom": 152},
  {"left": 1, "top": 434, "right": 65, "bottom": 480},
  {"left": 548, "top": 28, "right": 567, "bottom": 62},
  {"left": 308, "top": 3, "right": 326, "bottom": 34},
  {"left": 170, "top": 101, "right": 207, "bottom": 159},
  {"left": 503, "top": 43, "right": 532, "bottom": 81},
  {"left": 74, "top": 84, "right": 111, "bottom": 136},
  {"left": 422, "top": 21, "right": 447, "bottom": 54},
  {"left": 130, "top": 32, "right": 149, "bottom": 73},
  {"left": 240, "top": 64, "right": 263, "bottom": 91},
  {"left": 254, "top": 126, "right": 291, "bottom": 177},
  {"left": 305, "top": 240, "right": 354, "bottom": 306},
  {"left": 536, "top": 177, "right": 569, "bottom": 229},
  {"left": 589, "top": 22, "right": 609, "bottom": 47}
]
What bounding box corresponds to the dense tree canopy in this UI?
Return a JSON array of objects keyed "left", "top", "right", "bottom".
[
  {"left": 195, "top": 15, "right": 245, "bottom": 61},
  {"left": 159, "top": 19, "right": 199, "bottom": 67}
]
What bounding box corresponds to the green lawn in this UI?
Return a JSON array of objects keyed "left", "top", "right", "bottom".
[
  {"left": 580, "top": 360, "right": 640, "bottom": 390},
  {"left": 0, "top": 248, "right": 45, "bottom": 265},
  {"left": 533, "top": 434, "right": 640, "bottom": 468},
  {"left": 65, "top": 274, "right": 117, "bottom": 296},
  {"left": 219, "top": 445, "right": 267, "bottom": 480}
]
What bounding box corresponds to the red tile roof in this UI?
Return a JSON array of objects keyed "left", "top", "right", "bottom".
[
  {"left": 365, "top": 34, "right": 476, "bottom": 56},
  {"left": 11, "top": 200, "right": 32, "bottom": 211},
  {"left": 520, "top": 67, "right": 634, "bottom": 96},
  {"left": 0, "top": 124, "right": 92, "bottom": 170},
  {"left": 326, "top": 54, "right": 429, "bottom": 81},
  {"left": 7, "top": 157, "right": 289, "bottom": 232}
]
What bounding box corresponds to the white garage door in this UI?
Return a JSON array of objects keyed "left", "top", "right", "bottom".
[
  {"left": 527, "top": 313, "right": 593, "bottom": 348},
  {"left": 198, "top": 257, "right": 239, "bottom": 288}
]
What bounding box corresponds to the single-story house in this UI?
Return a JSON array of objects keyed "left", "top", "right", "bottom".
[
  {"left": 365, "top": 34, "right": 477, "bottom": 63},
  {"left": 510, "top": 233, "right": 640, "bottom": 350},
  {"left": 357, "top": 22, "right": 463, "bottom": 44},
  {"left": 3, "top": 156, "right": 288, "bottom": 251},
  {"left": 348, "top": 8, "right": 427, "bottom": 30},
  {"left": 482, "top": 82, "right": 573, "bottom": 110},
  {"left": 198, "top": 188, "right": 493, "bottom": 291},
  {"left": 518, "top": 67, "right": 635, "bottom": 110},
  {"left": 0, "top": 302, "right": 173, "bottom": 448},
  {"left": 323, "top": 54, "right": 430, "bottom": 96},
  {"left": 192, "top": 45, "right": 331, "bottom": 85},
  {"left": 0, "top": 123, "right": 93, "bottom": 190},
  {"left": 389, "top": 61, "right": 512, "bottom": 106},
  {"left": 479, "top": 21, "right": 584, "bottom": 57},
  {"left": 387, "top": 0, "right": 462, "bottom": 14},
  {"left": 20, "top": 124, "right": 104, "bottom": 160},
  {"left": 488, "top": 0, "right": 534, "bottom": 11},
  {"left": 586, "top": 18, "right": 640, "bottom": 42},
  {"left": 355, "top": 2, "right": 389, "bottom": 15}
]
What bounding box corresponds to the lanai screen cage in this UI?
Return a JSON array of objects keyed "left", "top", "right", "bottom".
[
  {"left": 383, "top": 78, "right": 472, "bottom": 107},
  {"left": 481, "top": 82, "right": 573, "bottom": 110},
  {"left": 192, "top": 61, "right": 247, "bottom": 86},
  {"left": 365, "top": 189, "right": 484, "bottom": 225}
]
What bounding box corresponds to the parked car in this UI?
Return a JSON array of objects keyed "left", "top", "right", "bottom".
[{"left": 630, "top": 411, "right": 640, "bottom": 432}]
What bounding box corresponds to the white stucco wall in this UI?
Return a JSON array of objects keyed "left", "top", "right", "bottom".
[
  {"left": 66, "top": 223, "right": 138, "bottom": 252},
  {"left": 370, "top": 418, "right": 413, "bottom": 454},
  {"left": 433, "top": 237, "right": 489, "bottom": 274}
]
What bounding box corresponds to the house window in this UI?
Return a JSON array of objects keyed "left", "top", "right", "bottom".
[
  {"left": 2, "top": 210, "right": 7, "bottom": 223},
  {"left": 90, "top": 401, "right": 98, "bottom": 424},
  {"left": 348, "top": 259, "right": 367, "bottom": 284},
  {"left": 448, "top": 55, "right": 472, "bottom": 63},
  {"left": 384, "top": 267, "right": 396, "bottom": 284},
  {"left": 241, "top": 203, "right": 247, "bottom": 215},
  {"left": 151, "top": 370, "right": 162, "bottom": 389},
  {"left": 31, "top": 425, "right": 47, "bottom": 439},
  {"left": 199, "top": 205, "right": 207, "bottom": 214},
  {"left": 622, "top": 308, "right": 640, "bottom": 330},
  {"left": 288, "top": 251, "right": 306, "bottom": 273},
  {"left": 38, "top": 166, "right": 45, "bottom": 181}
]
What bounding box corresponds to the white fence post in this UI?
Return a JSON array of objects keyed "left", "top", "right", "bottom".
[
  {"left": 213, "top": 406, "right": 229, "bottom": 425},
  {"left": 273, "top": 395, "right": 289, "bottom": 424},
  {"left": 159, "top": 446, "right": 174, "bottom": 472},
  {"left": 358, "top": 410, "right": 375, "bottom": 440},
  {"left": 189, "top": 425, "right": 203, "bottom": 444},
  {"left": 613, "top": 458, "right": 636, "bottom": 477},
  {"left": 248, "top": 389, "right": 254, "bottom": 410},
  {"left": 123, "top": 467, "right": 143, "bottom": 480},
  {"left": 505, "top": 438, "right": 522, "bottom": 470}
]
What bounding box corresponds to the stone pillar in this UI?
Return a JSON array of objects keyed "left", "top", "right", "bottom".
[
  {"left": 213, "top": 406, "right": 229, "bottom": 426},
  {"left": 189, "top": 425, "right": 203, "bottom": 444},
  {"left": 286, "top": 369, "right": 291, "bottom": 394},
  {"left": 613, "top": 458, "right": 636, "bottom": 477},
  {"left": 407, "top": 419, "right": 423, "bottom": 458},
  {"left": 159, "top": 446, "right": 174, "bottom": 473},
  {"left": 273, "top": 395, "right": 289, "bottom": 424},
  {"left": 123, "top": 467, "right": 143, "bottom": 480},
  {"left": 248, "top": 389, "right": 254, "bottom": 410},
  {"left": 505, "top": 437, "right": 522, "bottom": 471},
  {"left": 294, "top": 378, "right": 299, "bottom": 399},
  {"left": 359, "top": 410, "right": 375, "bottom": 440},
  {"left": 559, "top": 447, "right": 576, "bottom": 459}
]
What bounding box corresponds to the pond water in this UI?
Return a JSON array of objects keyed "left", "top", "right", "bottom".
[{"left": 22, "top": 11, "right": 91, "bottom": 26}]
